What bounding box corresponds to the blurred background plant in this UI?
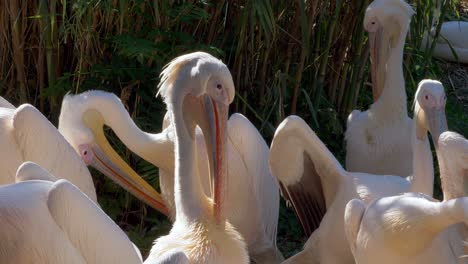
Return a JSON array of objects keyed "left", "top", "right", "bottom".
[{"left": 0, "top": 0, "right": 467, "bottom": 258}]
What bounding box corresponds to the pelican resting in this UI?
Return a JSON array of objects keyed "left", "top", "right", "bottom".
[
  {"left": 144, "top": 52, "right": 249, "bottom": 263},
  {"left": 269, "top": 79, "right": 447, "bottom": 264},
  {"left": 345, "top": 131, "right": 468, "bottom": 263},
  {"left": 345, "top": 0, "right": 421, "bottom": 176},
  {"left": 0, "top": 98, "right": 96, "bottom": 202},
  {"left": 59, "top": 87, "right": 281, "bottom": 260},
  {"left": 423, "top": 21, "right": 468, "bottom": 64},
  {"left": 0, "top": 162, "right": 142, "bottom": 264}
]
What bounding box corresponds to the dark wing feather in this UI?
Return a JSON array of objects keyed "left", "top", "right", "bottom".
[
  {"left": 280, "top": 154, "right": 326, "bottom": 237},
  {"left": 270, "top": 116, "right": 345, "bottom": 237}
]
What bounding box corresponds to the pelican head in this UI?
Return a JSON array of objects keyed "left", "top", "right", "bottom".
[
  {"left": 58, "top": 91, "right": 169, "bottom": 216},
  {"left": 364, "top": 0, "right": 414, "bottom": 101},
  {"left": 414, "top": 79, "right": 448, "bottom": 147},
  {"left": 158, "top": 51, "right": 234, "bottom": 221}
]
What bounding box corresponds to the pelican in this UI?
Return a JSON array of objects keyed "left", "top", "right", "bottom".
[
  {"left": 58, "top": 77, "right": 281, "bottom": 260},
  {"left": 345, "top": 0, "right": 421, "bottom": 176},
  {"left": 345, "top": 131, "right": 468, "bottom": 264},
  {"left": 269, "top": 79, "right": 447, "bottom": 263},
  {"left": 0, "top": 98, "right": 97, "bottom": 201},
  {"left": 0, "top": 96, "right": 14, "bottom": 109},
  {"left": 422, "top": 0, "right": 468, "bottom": 64},
  {"left": 0, "top": 162, "right": 142, "bottom": 264},
  {"left": 423, "top": 21, "right": 468, "bottom": 64},
  {"left": 142, "top": 52, "right": 248, "bottom": 263}
]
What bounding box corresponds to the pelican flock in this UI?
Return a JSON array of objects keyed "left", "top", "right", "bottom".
[
  {"left": 0, "top": 0, "right": 467, "bottom": 263},
  {"left": 345, "top": 131, "right": 468, "bottom": 263},
  {"left": 268, "top": 79, "right": 447, "bottom": 263},
  {"left": 58, "top": 78, "right": 281, "bottom": 262}
]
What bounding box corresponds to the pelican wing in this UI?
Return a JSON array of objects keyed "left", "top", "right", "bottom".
[
  {"left": 344, "top": 199, "right": 366, "bottom": 254},
  {"left": 269, "top": 115, "right": 345, "bottom": 236},
  {"left": 47, "top": 179, "right": 142, "bottom": 264},
  {"left": 0, "top": 96, "right": 15, "bottom": 109},
  {"left": 227, "top": 113, "right": 280, "bottom": 250},
  {"left": 12, "top": 104, "right": 97, "bottom": 201},
  {"left": 15, "top": 161, "right": 57, "bottom": 182}
]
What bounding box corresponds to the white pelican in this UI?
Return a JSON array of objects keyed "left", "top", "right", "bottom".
[
  {"left": 345, "top": 0, "right": 421, "bottom": 176},
  {"left": 58, "top": 87, "right": 281, "bottom": 260},
  {"left": 345, "top": 131, "right": 468, "bottom": 264},
  {"left": 0, "top": 162, "right": 142, "bottom": 264},
  {"left": 422, "top": 0, "right": 468, "bottom": 64},
  {"left": 0, "top": 96, "right": 14, "bottom": 109},
  {"left": 423, "top": 21, "right": 468, "bottom": 64},
  {"left": 143, "top": 52, "right": 248, "bottom": 263},
  {"left": 0, "top": 99, "right": 97, "bottom": 201},
  {"left": 269, "top": 79, "right": 447, "bottom": 263}
]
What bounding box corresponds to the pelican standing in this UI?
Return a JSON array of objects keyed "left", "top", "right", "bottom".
[
  {"left": 0, "top": 98, "right": 96, "bottom": 201},
  {"left": 143, "top": 52, "right": 248, "bottom": 263},
  {"left": 58, "top": 81, "right": 281, "bottom": 260},
  {"left": 0, "top": 162, "right": 142, "bottom": 264},
  {"left": 269, "top": 79, "right": 447, "bottom": 263},
  {"left": 345, "top": 0, "right": 421, "bottom": 176},
  {"left": 345, "top": 131, "right": 468, "bottom": 264}
]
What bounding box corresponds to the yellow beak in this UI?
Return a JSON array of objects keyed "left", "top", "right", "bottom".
[{"left": 83, "top": 125, "right": 169, "bottom": 217}]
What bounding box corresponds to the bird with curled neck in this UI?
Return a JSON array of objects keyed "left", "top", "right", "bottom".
[
  {"left": 143, "top": 52, "right": 248, "bottom": 263},
  {"left": 345, "top": 129, "right": 468, "bottom": 264},
  {"left": 345, "top": 0, "right": 426, "bottom": 178},
  {"left": 58, "top": 56, "right": 282, "bottom": 262}
]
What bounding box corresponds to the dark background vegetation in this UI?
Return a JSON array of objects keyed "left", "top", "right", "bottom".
[{"left": 1, "top": 0, "right": 467, "bottom": 258}]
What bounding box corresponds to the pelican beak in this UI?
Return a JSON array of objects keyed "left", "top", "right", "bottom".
[
  {"left": 194, "top": 95, "right": 229, "bottom": 221},
  {"left": 81, "top": 133, "right": 169, "bottom": 216},
  {"left": 369, "top": 26, "right": 385, "bottom": 102},
  {"left": 426, "top": 107, "right": 448, "bottom": 149}
]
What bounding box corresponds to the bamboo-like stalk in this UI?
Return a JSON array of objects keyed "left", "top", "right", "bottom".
[
  {"left": 290, "top": 0, "right": 312, "bottom": 115},
  {"left": 0, "top": 1, "right": 11, "bottom": 96},
  {"left": 38, "top": 0, "right": 58, "bottom": 116},
  {"left": 8, "top": 0, "right": 28, "bottom": 103},
  {"left": 313, "top": 0, "right": 343, "bottom": 109},
  {"left": 329, "top": 4, "right": 357, "bottom": 104},
  {"left": 423, "top": 0, "right": 449, "bottom": 76},
  {"left": 350, "top": 45, "right": 370, "bottom": 111}
]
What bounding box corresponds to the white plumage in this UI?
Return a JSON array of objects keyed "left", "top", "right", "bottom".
[
  {"left": 145, "top": 51, "right": 248, "bottom": 263},
  {"left": 0, "top": 162, "right": 141, "bottom": 264},
  {"left": 269, "top": 79, "right": 447, "bottom": 263},
  {"left": 345, "top": 0, "right": 421, "bottom": 177},
  {"left": 425, "top": 21, "right": 468, "bottom": 63},
  {"left": 0, "top": 98, "right": 96, "bottom": 202},
  {"left": 59, "top": 90, "right": 282, "bottom": 261},
  {"left": 344, "top": 131, "right": 468, "bottom": 264}
]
